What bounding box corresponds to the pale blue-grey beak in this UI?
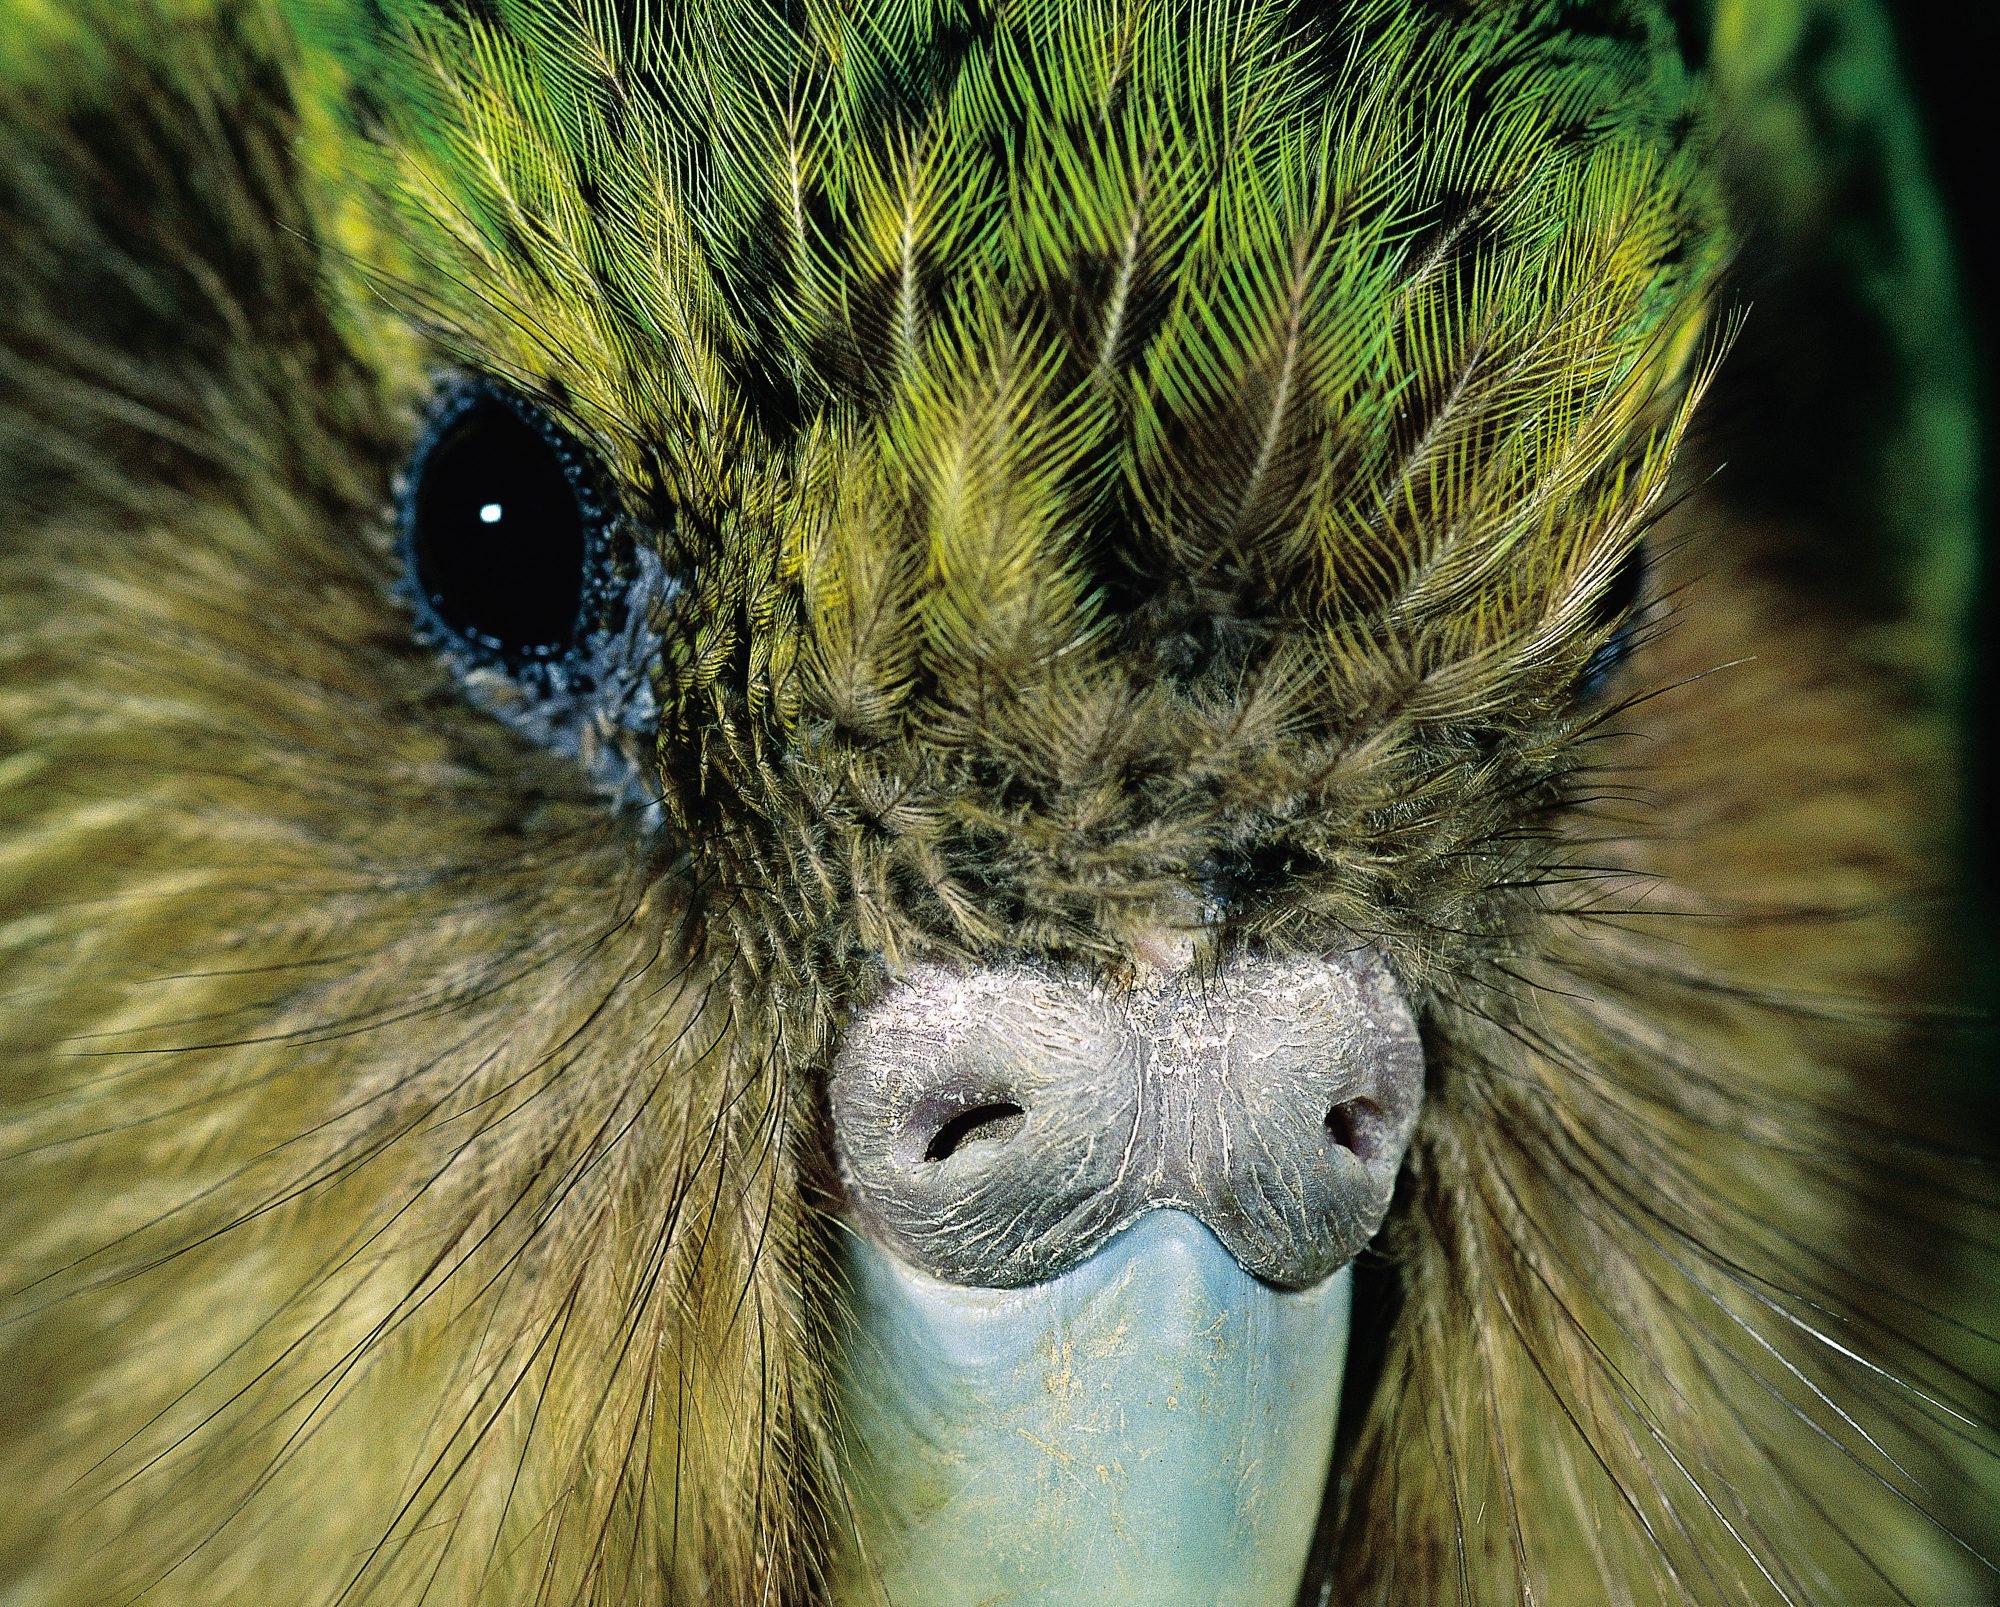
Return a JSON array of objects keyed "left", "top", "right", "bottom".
[
  {"left": 832, "top": 1210, "right": 1352, "bottom": 1604},
  {"left": 827, "top": 952, "right": 1423, "bottom": 1605}
]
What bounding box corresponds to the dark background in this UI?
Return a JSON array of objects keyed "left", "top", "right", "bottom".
[
  {"left": 1895, "top": 13, "right": 1999, "bottom": 1050},
  {"left": 1899, "top": 24, "right": 2000, "bottom": 1596}
]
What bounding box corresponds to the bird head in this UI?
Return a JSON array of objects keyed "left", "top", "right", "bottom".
[
  {"left": 0, "top": 1, "right": 1991, "bottom": 1603},
  {"left": 344, "top": 7, "right": 1719, "bottom": 1586}
]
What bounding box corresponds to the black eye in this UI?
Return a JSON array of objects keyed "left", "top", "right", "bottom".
[
  {"left": 1579, "top": 541, "right": 1648, "bottom": 698},
  {"left": 401, "top": 379, "right": 605, "bottom": 663}
]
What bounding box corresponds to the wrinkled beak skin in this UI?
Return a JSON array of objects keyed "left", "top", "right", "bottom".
[{"left": 827, "top": 949, "right": 1425, "bottom": 1603}]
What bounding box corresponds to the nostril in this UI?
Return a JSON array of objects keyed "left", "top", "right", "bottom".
[
  {"left": 1323, "top": 1098, "right": 1380, "bottom": 1163},
  {"left": 920, "top": 1101, "right": 1027, "bottom": 1163}
]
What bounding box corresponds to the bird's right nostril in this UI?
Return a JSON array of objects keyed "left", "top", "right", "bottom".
[{"left": 919, "top": 1100, "right": 1027, "bottom": 1163}]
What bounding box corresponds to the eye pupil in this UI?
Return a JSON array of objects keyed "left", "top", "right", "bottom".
[
  {"left": 405, "top": 385, "right": 591, "bottom": 659},
  {"left": 1580, "top": 541, "right": 1648, "bottom": 698}
]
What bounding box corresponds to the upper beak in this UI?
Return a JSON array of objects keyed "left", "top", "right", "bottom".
[
  {"left": 824, "top": 950, "right": 1423, "bottom": 1605},
  {"left": 831, "top": 1209, "right": 1352, "bottom": 1605}
]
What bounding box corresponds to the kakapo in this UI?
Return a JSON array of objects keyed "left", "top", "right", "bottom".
[{"left": 0, "top": 0, "right": 1994, "bottom": 1602}]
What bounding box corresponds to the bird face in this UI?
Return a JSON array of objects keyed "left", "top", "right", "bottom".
[
  {"left": 1, "top": 1, "right": 1992, "bottom": 1603},
  {"left": 362, "top": 8, "right": 1711, "bottom": 1589}
]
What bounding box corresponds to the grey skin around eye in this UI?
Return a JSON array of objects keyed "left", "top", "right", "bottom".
[{"left": 829, "top": 946, "right": 1424, "bottom": 1291}]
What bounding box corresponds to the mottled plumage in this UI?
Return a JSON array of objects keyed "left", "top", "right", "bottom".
[{"left": 0, "top": 1, "right": 1991, "bottom": 1603}]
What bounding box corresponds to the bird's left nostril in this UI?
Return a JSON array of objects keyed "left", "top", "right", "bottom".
[
  {"left": 1323, "top": 1097, "right": 1380, "bottom": 1162},
  {"left": 919, "top": 1100, "right": 1026, "bottom": 1163}
]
